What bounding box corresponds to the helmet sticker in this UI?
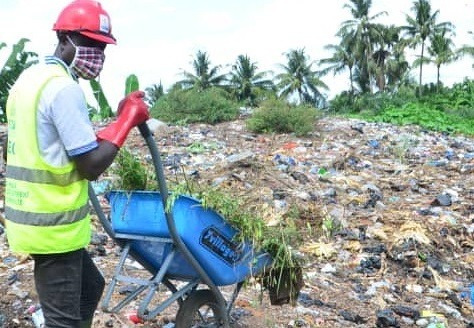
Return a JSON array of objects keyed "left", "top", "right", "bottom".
[{"left": 99, "top": 14, "right": 110, "bottom": 33}]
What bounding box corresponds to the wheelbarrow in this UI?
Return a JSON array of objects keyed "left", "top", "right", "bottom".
[{"left": 88, "top": 123, "right": 273, "bottom": 327}]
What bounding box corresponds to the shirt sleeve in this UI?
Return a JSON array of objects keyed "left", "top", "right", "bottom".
[{"left": 49, "top": 81, "right": 99, "bottom": 157}]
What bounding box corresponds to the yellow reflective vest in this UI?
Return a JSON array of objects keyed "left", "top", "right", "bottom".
[{"left": 5, "top": 63, "right": 90, "bottom": 254}]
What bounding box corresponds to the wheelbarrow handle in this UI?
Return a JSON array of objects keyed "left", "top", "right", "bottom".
[
  {"left": 135, "top": 121, "right": 231, "bottom": 327},
  {"left": 136, "top": 122, "right": 169, "bottom": 200}
]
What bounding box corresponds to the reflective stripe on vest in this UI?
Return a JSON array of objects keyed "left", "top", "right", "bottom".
[
  {"left": 5, "top": 203, "right": 90, "bottom": 226},
  {"left": 6, "top": 165, "right": 82, "bottom": 186},
  {"left": 5, "top": 63, "right": 90, "bottom": 254}
]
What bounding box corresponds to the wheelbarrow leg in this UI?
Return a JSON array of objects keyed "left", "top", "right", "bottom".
[
  {"left": 101, "top": 242, "right": 132, "bottom": 312},
  {"left": 137, "top": 247, "right": 178, "bottom": 319},
  {"left": 140, "top": 279, "right": 200, "bottom": 321},
  {"left": 227, "top": 281, "right": 244, "bottom": 317},
  {"left": 101, "top": 241, "right": 157, "bottom": 313}
]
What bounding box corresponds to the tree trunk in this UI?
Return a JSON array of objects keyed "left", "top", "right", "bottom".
[
  {"left": 376, "top": 58, "right": 386, "bottom": 92},
  {"left": 349, "top": 67, "right": 354, "bottom": 94},
  {"left": 437, "top": 65, "right": 441, "bottom": 93},
  {"left": 419, "top": 42, "right": 425, "bottom": 97}
]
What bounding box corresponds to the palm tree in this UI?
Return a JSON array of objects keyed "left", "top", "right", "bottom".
[
  {"left": 385, "top": 43, "right": 412, "bottom": 90},
  {"left": 227, "top": 54, "right": 275, "bottom": 107},
  {"left": 402, "top": 0, "right": 454, "bottom": 95},
  {"left": 371, "top": 24, "right": 401, "bottom": 92},
  {"left": 457, "top": 31, "right": 474, "bottom": 68},
  {"left": 426, "top": 28, "right": 457, "bottom": 90},
  {"left": 318, "top": 37, "right": 357, "bottom": 94},
  {"left": 338, "top": 0, "right": 387, "bottom": 93},
  {"left": 145, "top": 82, "right": 164, "bottom": 107},
  {"left": 177, "top": 50, "right": 226, "bottom": 91},
  {"left": 276, "top": 48, "right": 328, "bottom": 107}
]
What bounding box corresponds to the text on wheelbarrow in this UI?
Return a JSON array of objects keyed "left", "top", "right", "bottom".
[{"left": 200, "top": 226, "right": 243, "bottom": 266}]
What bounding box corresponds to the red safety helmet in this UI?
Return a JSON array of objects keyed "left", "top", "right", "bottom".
[{"left": 53, "top": 0, "right": 116, "bottom": 44}]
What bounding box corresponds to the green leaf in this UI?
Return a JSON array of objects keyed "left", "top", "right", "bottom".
[
  {"left": 4, "top": 38, "right": 28, "bottom": 68},
  {"left": 125, "top": 74, "right": 139, "bottom": 96},
  {"left": 89, "top": 79, "right": 113, "bottom": 119},
  {"left": 0, "top": 39, "right": 38, "bottom": 122}
]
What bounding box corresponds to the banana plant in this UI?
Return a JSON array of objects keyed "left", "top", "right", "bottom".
[
  {"left": 89, "top": 73, "right": 140, "bottom": 120},
  {"left": 0, "top": 38, "right": 38, "bottom": 122},
  {"left": 89, "top": 79, "right": 113, "bottom": 120},
  {"left": 125, "top": 74, "right": 139, "bottom": 95}
]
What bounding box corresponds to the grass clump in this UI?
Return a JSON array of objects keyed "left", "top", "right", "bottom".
[
  {"left": 167, "top": 179, "right": 269, "bottom": 247},
  {"left": 246, "top": 98, "right": 319, "bottom": 136},
  {"left": 109, "top": 147, "right": 156, "bottom": 191},
  {"left": 150, "top": 87, "right": 239, "bottom": 124},
  {"left": 168, "top": 178, "right": 304, "bottom": 305}
]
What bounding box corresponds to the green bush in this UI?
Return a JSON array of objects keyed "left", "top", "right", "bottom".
[
  {"left": 329, "top": 89, "right": 418, "bottom": 115},
  {"left": 330, "top": 80, "right": 474, "bottom": 119},
  {"left": 359, "top": 103, "right": 474, "bottom": 136},
  {"left": 327, "top": 91, "right": 356, "bottom": 113},
  {"left": 335, "top": 79, "right": 474, "bottom": 136},
  {"left": 246, "top": 98, "right": 318, "bottom": 136},
  {"left": 432, "top": 79, "right": 474, "bottom": 117},
  {"left": 150, "top": 87, "right": 239, "bottom": 124}
]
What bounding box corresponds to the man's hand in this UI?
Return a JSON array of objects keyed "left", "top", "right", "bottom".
[
  {"left": 117, "top": 91, "right": 148, "bottom": 118},
  {"left": 96, "top": 91, "right": 150, "bottom": 147}
]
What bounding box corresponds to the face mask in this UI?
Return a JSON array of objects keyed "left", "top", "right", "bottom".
[{"left": 67, "top": 36, "right": 105, "bottom": 80}]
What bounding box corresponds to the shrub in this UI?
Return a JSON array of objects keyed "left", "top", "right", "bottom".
[
  {"left": 246, "top": 98, "right": 318, "bottom": 136},
  {"left": 329, "top": 90, "right": 418, "bottom": 115},
  {"left": 327, "top": 91, "right": 356, "bottom": 114},
  {"left": 150, "top": 87, "right": 239, "bottom": 124},
  {"left": 359, "top": 103, "right": 474, "bottom": 136}
]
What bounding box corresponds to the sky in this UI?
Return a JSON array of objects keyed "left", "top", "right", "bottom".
[{"left": 0, "top": 0, "right": 473, "bottom": 108}]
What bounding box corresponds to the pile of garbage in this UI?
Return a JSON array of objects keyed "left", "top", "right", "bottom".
[{"left": 0, "top": 116, "right": 473, "bottom": 327}]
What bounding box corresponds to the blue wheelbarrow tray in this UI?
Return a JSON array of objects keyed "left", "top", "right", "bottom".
[{"left": 106, "top": 190, "right": 272, "bottom": 286}]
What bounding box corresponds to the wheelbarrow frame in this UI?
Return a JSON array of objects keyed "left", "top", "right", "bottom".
[{"left": 88, "top": 123, "right": 253, "bottom": 326}]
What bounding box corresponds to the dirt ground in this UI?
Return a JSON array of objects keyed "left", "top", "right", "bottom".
[{"left": 0, "top": 116, "right": 473, "bottom": 328}]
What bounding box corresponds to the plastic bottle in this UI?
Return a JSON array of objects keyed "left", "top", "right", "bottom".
[{"left": 31, "top": 308, "right": 45, "bottom": 328}]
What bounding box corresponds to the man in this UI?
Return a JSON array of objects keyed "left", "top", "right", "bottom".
[{"left": 4, "top": 0, "right": 149, "bottom": 327}]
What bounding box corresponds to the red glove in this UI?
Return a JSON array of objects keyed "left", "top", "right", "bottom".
[{"left": 97, "top": 91, "right": 150, "bottom": 147}]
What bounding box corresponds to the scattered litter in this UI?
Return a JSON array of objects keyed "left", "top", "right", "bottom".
[
  {"left": 29, "top": 305, "right": 44, "bottom": 328},
  {"left": 1, "top": 116, "right": 474, "bottom": 326}
]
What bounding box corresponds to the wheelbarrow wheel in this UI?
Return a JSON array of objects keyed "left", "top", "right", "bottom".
[{"left": 175, "top": 289, "right": 226, "bottom": 327}]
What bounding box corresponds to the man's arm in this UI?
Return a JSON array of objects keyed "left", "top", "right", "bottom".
[
  {"left": 75, "top": 91, "right": 149, "bottom": 181},
  {"left": 73, "top": 140, "right": 118, "bottom": 181}
]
